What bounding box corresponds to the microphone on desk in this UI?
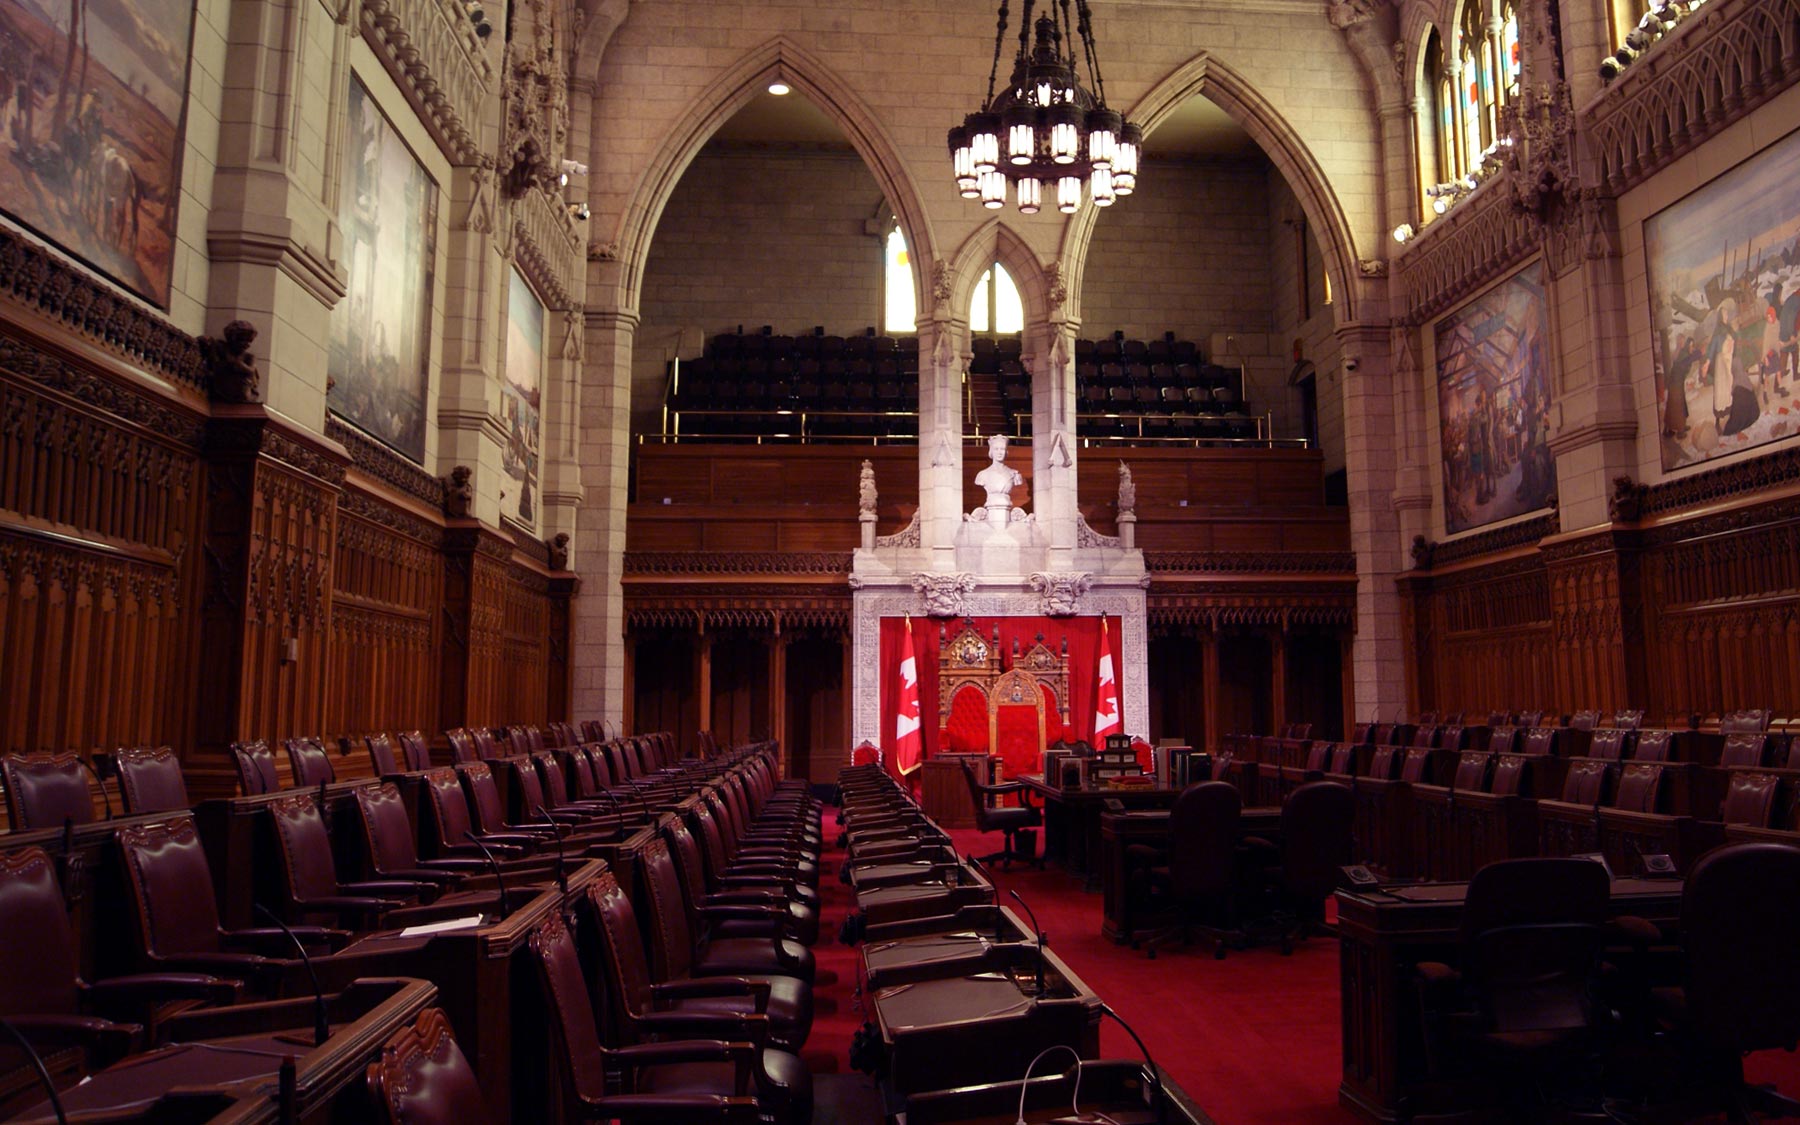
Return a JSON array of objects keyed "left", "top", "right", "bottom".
[
  {"left": 84, "top": 753, "right": 116, "bottom": 820},
  {"left": 462, "top": 832, "right": 512, "bottom": 921},
  {"left": 252, "top": 903, "right": 329, "bottom": 1047},
  {"left": 536, "top": 805, "right": 570, "bottom": 895},
  {"left": 0, "top": 1017, "right": 69, "bottom": 1125},
  {"left": 1008, "top": 890, "right": 1047, "bottom": 998},
  {"left": 1099, "top": 1002, "right": 1167, "bottom": 1125}
]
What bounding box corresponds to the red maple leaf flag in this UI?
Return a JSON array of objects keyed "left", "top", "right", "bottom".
[
  {"left": 1093, "top": 617, "right": 1122, "bottom": 740},
  {"left": 895, "top": 617, "right": 924, "bottom": 776}
]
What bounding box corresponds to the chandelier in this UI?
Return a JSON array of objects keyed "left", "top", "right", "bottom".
[{"left": 948, "top": 0, "right": 1142, "bottom": 215}]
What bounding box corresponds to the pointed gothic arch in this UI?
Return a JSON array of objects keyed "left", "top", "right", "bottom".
[
  {"left": 1055, "top": 52, "right": 1366, "bottom": 326},
  {"left": 600, "top": 36, "right": 937, "bottom": 320}
]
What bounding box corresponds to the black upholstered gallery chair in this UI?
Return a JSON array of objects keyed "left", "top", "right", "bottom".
[
  {"left": 113, "top": 745, "right": 191, "bottom": 814},
  {"left": 229, "top": 739, "right": 281, "bottom": 795},
  {"left": 1, "top": 751, "right": 95, "bottom": 831},
  {"left": 960, "top": 761, "right": 1042, "bottom": 869},
  {"left": 1129, "top": 781, "right": 1245, "bottom": 960}
]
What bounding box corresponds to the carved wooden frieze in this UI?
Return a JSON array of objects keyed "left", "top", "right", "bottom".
[
  {"left": 1394, "top": 170, "right": 1541, "bottom": 326},
  {"left": 623, "top": 551, "right": 855, "bottom": 575},
  {"left": 327, "top": 418, "right": 443, "bottom": 507}
]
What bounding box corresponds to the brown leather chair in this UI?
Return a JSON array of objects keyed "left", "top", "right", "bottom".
[
  {"left": 264, "top": 792, "right": 438, "bottom": 927},
  {"left": 1328, "top": 743, "right": 1357, "bottom": 775},
  {"left": 529, "top": 914, "right": 778, "bottom": 1123},
  {"left": 229, "top": 739, "right": 280, "bottom": 795},
  {"left": 1589, "top": 729, "right": 1631, "bottom": 761},
  {"left": 702, "top": 791, "right": 820, "bottom": 889},
  {"left": 696, "top": 792, "right": 821, "bottom": 909},
  {"left": 1612, "top": 709, "right": 1645, "bottom": 730},
  {"left": 1719, "top": 733, "right": 1768, "bottom": 769},
  {"left": 352, "top": 782, "right": 550, "bottom": 891},
  {"left": 1242, "top": 780, "right": 1354, "bottom": 952},
  {"left": 1521, "top": 727, "right": 1560, "bottom": 756},
  {"left": 284, "top": 738, "right": 336, "bottom": 786},
  {"left": 420, "top": 766, "right": 542, "bottom": 859},
  {"left": 366, "top": 1007, "right": 499, "bottom": 1125},
  {"left": 1487, "top": 727, "right": 1521, "bottom": 755},
  {"left": 1560, "top": 760, "right": 1612, "bottom": 805},
  {"left": 665, "top": 818, "right": 817, "bottom": 947},
  {"left": 444, "top": 728, "right": 479, "bottom": 765},
  {"left": 1451, "top": 751, "right": 1492, "bottom": 792},
  {"left": 396, "top": 731, "right": 432, "bottom": 772},
  {"left": 638, "top": 838, "right": 816, "bottom": 987},
  {"left": 1400, "top": 747, "right": 1434, "bottom": 784},
  {"left": 1612, "top": 762, "right": 1665, "bottom": 813},
  {"left": 579, "top": 871, "right": 811, "bottom": 1054},
  {"left": 365, "top": 734, "right": 401, "bottom": 776},
  {"left": 1489, "top": 754, "right": 1531, "bottom": 797},
  {"left": 1131, "top": 781, "right": 1245, "bottom": 959},
  {"left": 113, "top": 746, "right": 190, "bottom": 814},
  {"left": 960, "top": 761, "right": 1041, "bottom": 869},
  {"left": 471, "top": 728, "right": 503, "bottom": 761},
  {"left": 1719, "top": 771, "right": 1781, "bottom": 828},
  {"left": 1632, "top": 730, "right": 1675, "bottom": 762},
  {"left": 115, "top": 816, "right": 344, "bottom": 989},
  {"left": 458, "top": 761, "right": 570, "bottom": 844},
  {"left": 1, "top": 846, "right": 235, "bottom": 1069},
  {"left": 1654, "top": 843, "right": 1800, "bottom": 1120},
  {"left": 1720, "top": 709, "right": 1772, "bottom": 734},
  {"left": 1303, "top": 743, "right": 1331, "bottom": 774},
  {"left": 1367, "top": 745, "right": 1401, "bottom": 780},
  {"left": 1, "top": 752, "right": 95, "bottom": 831},
  {"left": 1568, "top": 710, "right": 1602, "bottom": 732}
]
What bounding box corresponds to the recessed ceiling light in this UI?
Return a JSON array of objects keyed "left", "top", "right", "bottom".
[{"left": 768, "top": 82, "right": 791, "bottom": 96}]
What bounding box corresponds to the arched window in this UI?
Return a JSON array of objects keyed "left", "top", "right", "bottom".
[
  {"left": 1457, "top": 1, "right": 1488, "bottom": 172},
  {"left": 1500, "top": 2, "right": 1521, "bottom": 98},
  {"left": 1424, "top": 30, "right": 1454, "bottom": 190},
  {"left": 969, "top": 262, "right": 1023, "bottom": 335},
  {"left": 884, "top": 223, "right": 916, "bottom": 335}
]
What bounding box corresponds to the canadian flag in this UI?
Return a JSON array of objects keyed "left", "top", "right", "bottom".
[
  {"left": 894, "top": 618, "right": 924, "bottom": 776},
  {"left": 1093, "top": 617, "right": 1122, "bottom": 740}
]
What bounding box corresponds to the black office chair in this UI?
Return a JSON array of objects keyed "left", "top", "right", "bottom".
[
  {"left": 1242, "top": 780, "right": 1355, "bottom": 953},
  {"left": 1128, "top": 782, "right": 1245, "bottom": 960},
  {"left": 959, "top": 762, "right": 1041, "bottom": 870},
  {"left": 1414, "top": 858, "right": 1611, "bottom": 1120},
  {"left": 1653, "top": 843, "right": 1800, "bottom": 1122}
]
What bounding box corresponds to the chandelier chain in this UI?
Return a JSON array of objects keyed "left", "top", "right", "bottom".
[
  {"left": 1074, "top": 0, "right": 1106, "bottom": 107},
  {"left": 986, "top": 0, "right": 1010, "bottom": 106},
  {"left": 1016, "top": 0, "right": 1038, "bottom": 74}
]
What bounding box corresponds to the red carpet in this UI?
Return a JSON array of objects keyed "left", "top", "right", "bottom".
[{"left": 802, "top": 815, "right": 1800, "bottom": 1124}]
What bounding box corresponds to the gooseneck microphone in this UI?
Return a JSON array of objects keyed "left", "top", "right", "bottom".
[
  {"left": 462, "top": 831, "right": 512, "bottom": 921},
  {"left": 1008, "top": 890, "right": 1047, "bottom": 998},
  {"left": 252, "top": 903, "right": 329, "bottom": 1047},
  {"left": 536, "top": 805, "right": 570, "bottom": 894},
  {"left": 0, "top": 1017, "right": 68, "bottom": 1125},
  {"left": 1099, "top": 1003, "right": 1167, "bottom": 1124},
  {"left": 84, "top": 754, "right": 115, "bottom": 820}
]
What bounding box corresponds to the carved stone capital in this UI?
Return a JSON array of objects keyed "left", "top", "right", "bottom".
[
  {"left": 911, "top": 572, "right": 977, "bottom": 617},
  {"left": 1028, "top": 571, "right": 1093, "bottom": 616}
]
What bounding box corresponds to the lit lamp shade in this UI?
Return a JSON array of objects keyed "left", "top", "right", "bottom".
[
  {"left": 1048, "top": 103, "right": 1082, "bottom": 164},
  {"left": 1113, "top": 122, "right": 1142, "bottom": 195},
  {"left": 948, "top": 126, "right": 979, "bottom": 198},
  {"left": 1003, "top": 104, "right": 1037, "bottom": 166},
  {"left": 967, "top": 112, "right": 1001, "bottom": 173},
  {"left": 1017, "top": 176, "right": 1042, "bottom": 215},
  {"left": 979, "top": 168, "right": 1007, "bottom": 209},
  {"left": 1057, "top": 174, "right": 1082, "bottom": 214},
  {"left": 1086, "top": 108, "right": 1121, "bottom": 169},
  {"left": 1090, "top": 164, "right": 1115, "bottom": 207}
]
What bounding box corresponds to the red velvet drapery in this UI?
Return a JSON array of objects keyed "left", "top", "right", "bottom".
[{"left": 876, "top": 615, "right": 1123, "bottom": 780}]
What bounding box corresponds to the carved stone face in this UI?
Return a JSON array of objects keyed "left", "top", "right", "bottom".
[{"left": 988, "top": 434, "right": 1008, "bottom": 463}]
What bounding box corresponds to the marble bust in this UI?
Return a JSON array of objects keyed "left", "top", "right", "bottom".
[{"left": 974, "top": 433, "right": 1025, "bottom": 527}]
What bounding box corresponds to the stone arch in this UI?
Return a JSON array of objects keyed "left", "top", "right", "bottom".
[
  {"left": 599, "top": 36, "right": 937, "bottom": 319},
  {"left": 1056, "top": 52, "right": 1367, "bottom": 327},
  {"left": 943, "top": 218, "right": 1052, "bottom": 340}
]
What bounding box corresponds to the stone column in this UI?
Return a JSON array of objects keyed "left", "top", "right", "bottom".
[
  {"left": 1338, "top": 322, "right": 1408, "bottom": 722},
  {"left": 1034, "top": 319, "right": 1080, "bottom": 563},
  {"left": 571, "top": 307, "right": 638, "bottom": 726},
  {"left": 916, "top": 318, "right": 965, "bottom": 565}
]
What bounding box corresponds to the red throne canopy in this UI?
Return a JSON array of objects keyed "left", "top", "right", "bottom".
[{"left": 878, "top": 615, "right": 1122, "bottom": 780}]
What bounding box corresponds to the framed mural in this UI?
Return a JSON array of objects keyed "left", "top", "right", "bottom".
[
  {"left": 0, "top": 0, "right": 198, "bottom": 306},
  {"left": 1646, "top": 129, "right": 1800, "bottom": 472},
  {"left": 1434, "top": 259, "right": 1556, "bottom": 535},
  {"left": 327, "top": 78, "right": 437, "bottom": 464},
  {"left": 502, "top": 268, "right": 543, "bottom": 529}
]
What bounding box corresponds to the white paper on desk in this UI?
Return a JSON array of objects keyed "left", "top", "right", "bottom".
[{"left": 398, "top": 915, "right": 485, "bottom": 937}]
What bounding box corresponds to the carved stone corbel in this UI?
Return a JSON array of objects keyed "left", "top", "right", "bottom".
[
  {"left": 912, "top": 572, "right": 977, "bottom": 617},
  {"left": 199, "top": 321, "right": 263, "bottom": 404},
  {"left": 1028, "top": 571, "right": 1093, "bottom": 616}
]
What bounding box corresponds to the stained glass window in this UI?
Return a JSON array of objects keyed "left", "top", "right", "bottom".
[
  {"left": 885, "top": 225, "right": 916, "bottom": 335},
  {"left": 1501, "top": 4, "right": 1521, "bottom": 96}
]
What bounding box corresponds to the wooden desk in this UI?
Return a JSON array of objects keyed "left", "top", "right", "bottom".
[
  {"left": 919, "top": 754, "right": 993, "bottom": 828},
  {"left": 1334, "top": 877, "right": 1683, "bottom": 1122},
  {"left": 896, "top": 1059, "right": 1212, "bottom": 1124},
  {"left": 1016, "top": 775, "right": 1182, "bottom": 889},
  {"left": 1097, "top": 806, "right": 1282, "bottom": 944}
]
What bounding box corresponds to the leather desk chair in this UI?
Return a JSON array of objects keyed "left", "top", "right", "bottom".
[
  {"left": 503, "top": 756, "right": 612, "bottom": 832},
  {"left": 1490, "top": 754, "right": 1532, "bottom": 797},
  {"left": 229, "top": 740, "right": 280, "bottom": 796},
  {"left": 1451, "top": 751, "right": 1493, "bottom": 792},
  {"left": 1414, "top": 858, "right": 1611, "bottom": 1118},
  {"left": 416, "top": 769, "right": 561, "bottom": 870},
  {"left": 2, "top": 752, "right": 95, "bottom": 831},
  {"left": 1612, "top": 710, "right": 1645, "bottom": 731},
  {"left": 1568, "top": 710, "right": 1601, "bottom": 732},
  {"left": 1652, "top": 843, "right": 1800, "bottom": 1120},
  {"left": 1400, "top": 747, "right": 1435, "bottom": 784},
  {"left": 1, "top": 846, "right": 236, "bottom": 1074},
  {"left": 1719, "top": 734, "right": 1769, "bottom": 769},
  {"left": 445, "top": 728, "right": 479, "bottom": 765},
  {"left": 1487, "top": 728, "right": 1522, "bottom": 755},
  {"left": 1560, "top": 760, "right": 1612, "bottom": 805},
  {"left": 1633, "top": 731, "right": 1675, "bottom": 763},
  {"left": 366, "top": 1008, "right": 500, "bottom": 1125},
  {"left": 1589, "top": 729, "right": 1631, "bottom": 761},
  {"left": 1367, "top": 745, "right": 1401, "bottom": 780},
  {"left": 115, "top": 817, "right": 346, "bottom": 992},
  {"left": 1522, "top": 728, "right": 1561, "bottom": 757},
  {"left": 264, "top": 793, "right": 444, "bottom": 928},
  {"left": 364, "top": 734, "right": 401, "bottom": 777},
  {"left": 1613, "top": 763, "right": 1665, "bottom": 813},
  {"left": 1718, "top": 771, "right": 1781, "bottom": 828},
  {"left": 697, "top": 791, "right": 820, "bottom": 901},
  {"left": 470, "top": 728, "right": 503, "bottom": 761},
  {"left": 579, "top": 721, "right": 606, "bottom": 744},
  {"left": 113, "top": 746, "right": 190, "bottom": 815},
  {"left": 353, "top": 782, "right": 552, "bottom": 890},
  {"left": 530, "top": 752, "right": 626, "bottom": 826},
  {"left": 284, "top": 738, "right": 336, "bottom": 787},
  {"left": 456, "top": 762, "right": 562, "bottom": 845},
  {"left": 960, "top": 762, "right": 1042, "bottom": 870},
  {"left": 395, "top": 731, "right": 432, "bottom": 771},
  {"left": 639, "top": 838, "right": 817, "bottom": 987},
  {"left": 1129, "top": 781, "right": 1246, "bottom": 960},
  {"left": 1328, "top": 743, "right": 1357, "bottom": 776},
  {"left": 705, "top": 792, "right": 821, "bottom": 889},
  {"left": 1304, "top": 743, "right": 1332, "bottom": 775},
  {"left": 666, "top": 819, "right": 817, "bottom": 947},
  {"left": 1243, "top": 780, "right": 1354, "bottom": 952},
  {"left": 529, "top": 915, "right": 786, "bottom": 1124}
]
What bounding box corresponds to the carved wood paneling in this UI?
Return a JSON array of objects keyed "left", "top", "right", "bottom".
[
  {"left": 1402, "top": 555, "right": 1556, "bottom": 715},
  {"left": 326, "top": 493, "right": 443, "bottom": 739}
]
